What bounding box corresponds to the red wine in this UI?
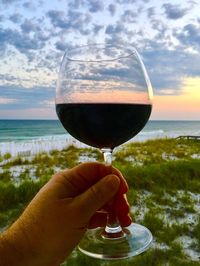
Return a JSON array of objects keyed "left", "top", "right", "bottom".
[{"left": 56, "top": 103, "right": 152, "bottom": 149}]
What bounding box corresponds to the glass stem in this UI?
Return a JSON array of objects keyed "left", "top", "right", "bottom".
[{"left": 101, "top": 148, "right": 125, "bottom": 239}]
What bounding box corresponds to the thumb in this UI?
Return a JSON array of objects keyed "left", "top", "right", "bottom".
[{"left": 75, "top": 174, "right": 120, "bottom": 220}]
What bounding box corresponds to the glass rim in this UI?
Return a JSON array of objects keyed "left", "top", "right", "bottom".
[{"left": 63, "top": 43, "right": 138, "bottom": 62}]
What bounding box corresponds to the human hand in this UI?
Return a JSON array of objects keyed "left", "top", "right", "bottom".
[{"left": 0, "top": 162, "right": 131, "bottom": 266}]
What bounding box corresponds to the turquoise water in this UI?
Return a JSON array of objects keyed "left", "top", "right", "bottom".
[
  {"left": 0, "top": 120, "right": 65, "bottom": 142},
  {"left": 0, "top": 120, "right": 199, "bottom": 156},
  {"left": 0, "top": 120, "right": 199, "bottom": 143}
]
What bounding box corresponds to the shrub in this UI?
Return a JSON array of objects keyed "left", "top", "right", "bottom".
[{"left": 3, "top": 153, "right": 12, "bottom": 160}]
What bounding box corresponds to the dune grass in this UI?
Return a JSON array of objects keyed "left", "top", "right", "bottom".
[
  {"left": 0, "top": 138, "right": 199, "bottom": 264},
  {"left": 116, "top": 159, "right": 200, "bottom": 193}
]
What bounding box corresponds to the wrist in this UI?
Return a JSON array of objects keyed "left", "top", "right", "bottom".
[
  {"left": 0, "top": 233, "right": 24, "bottom": 265},
  {"left": 0, "top": 218, "right": 44, "bottom": 266},
  {"left": 0, "top": 222, "right": 32, "bottom": 266},
  {"left": 0, "top": 219, "right": 60, "bottom": 266}
]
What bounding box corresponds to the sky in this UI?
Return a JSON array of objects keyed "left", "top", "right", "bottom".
[{"left": 0, "top": 0, "right": 200, "bottom": 120}]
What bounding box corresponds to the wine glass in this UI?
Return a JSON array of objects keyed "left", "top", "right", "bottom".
[{"left": 55, "top": 44, "right": 153, "bottom": 260}]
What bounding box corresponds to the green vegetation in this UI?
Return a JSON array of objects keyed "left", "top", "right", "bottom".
[
  {"left": 117, "top": 159, "right": 200, "bottom": 193},
  {"left": 3, "top": 153, "right": 11, "bottom": 160},
  {"left": 0, "top": 138, "right": 199, "bottom": 265},
  {"left": 193, "top": 217, "right": 200, "bottom": 249}
]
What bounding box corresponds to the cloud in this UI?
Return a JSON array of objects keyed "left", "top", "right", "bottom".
[
  {"left": 87, "top": 0, "right": 104, "bottom": 13},
  {"left": 9, "top": 13, "right": 22, "bottom": 23},
  {"left": 0, "top": 27, "right": 38, "bottom": 53},
  {"left": 68, "top": 0, "right": 86, "bottom": 9},
  {"left": 97, "top": 65, "right": 147, "bottom": 91},
  {"left": 36, "top": 50, "right": 62, "bottom": 71},
  {"left": 0, "top": 84, "right": 54, "bottom": 109},
  {"left": 105, "top": 20, "right": 137, "bottom": 46},
  {"left": 92, "top": 23, "right": 104, "bottom": 35},
  {"left": 0, "top": 21, "right": 50, "bottom": 58},
  {"left": 59, "top": 44, "right": 149, "bottom": 94},
  {"left": 147, "top": 7, "right": 155, "bottom": 19},
  {"left": 162, "top": 3, "right": 188, "bottom": 20},
  {"left": 116, "top": 0, "right": 136, "bottom": 4},
  {"left": 47, "top": 9, "right": 91, "bottom": 35},
  {"left": 21, "top": 19, "right": 41, "bottom": 33},
  {"left": 121, "top": 9, "right": 138, "bottom": 23},
  {"left": 23, "top": 1, "right": 36, "bottom": 10},
  {"left": 0, "top": 15, "right": 4, "bottom": 22},
  {"left": 0, "top": 73, "right": 19, "bottom": 83},
  {"left": 0, "top": 97, "right": 16, "bottom": 104},
  {"left": 142, "top": 42, "right": 200, "bottom": 94},
  {"left": 150, "top": 19, "right": 168, "bottom": 38},
  {"left": 108, "top": 4, "right": 116, "bottom": 16},
  {"left": 47, "top": 10, "right": 70, "bottom": 29},
  {"left": 55, "top": 41, "right": 69, "bottom": 51},
  {"left": 1, "top": 0, "right": 20, "bottom": 4},
  {"left": 105, "top": 23, "right": 125, "bottom": 35},
  {"left": 188, "top": 0, "right": 198, "bottom": 7},
  {"left": 175, "top": 23, "right": 200, "bottom": 51},
  {"left": 105, "top": 33, "right": 131, "bottom": 48},
  {"left": 42, "top": 99, "right": 54, "bottom": 106}
]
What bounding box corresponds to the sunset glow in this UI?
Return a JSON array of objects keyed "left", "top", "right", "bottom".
[
  {"left": 57, "top": 90, "right": 151, "bottom": 104},
  {"left": 152, "top": 77, "right": 200, "bottom": 120}
]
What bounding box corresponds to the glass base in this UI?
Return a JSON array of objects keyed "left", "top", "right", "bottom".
[{"left": 78, "top": 223, "right": 153, "bottom": 260}]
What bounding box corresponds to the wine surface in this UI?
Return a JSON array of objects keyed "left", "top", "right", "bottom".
[{"left": 56, "top": 103, "right": 152, "bottom": 149}]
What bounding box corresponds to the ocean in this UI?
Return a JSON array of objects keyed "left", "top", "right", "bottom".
[{"left": 0, "top": 120, "right": 199, "bottom": 156}]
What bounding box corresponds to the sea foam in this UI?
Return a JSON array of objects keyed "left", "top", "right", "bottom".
[
  {"left": 0, "top": 125, "right": 199, "bottom": 157},
  {"left": 0, "top": 135, "right": 87, "bottom": 157}
]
